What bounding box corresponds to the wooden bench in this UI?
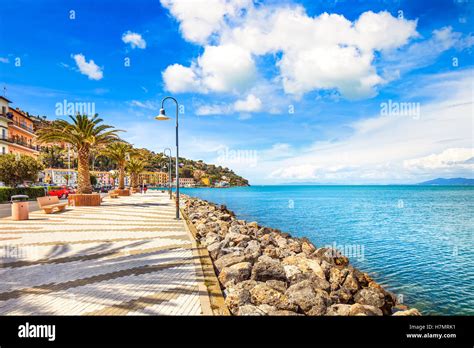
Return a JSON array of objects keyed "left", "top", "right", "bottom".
[
  {"left": 109, "top": 192, "right": 119, "bottom": 198},
  {"left": 37, "top": 196, "right": 68, "bottom": 214}
]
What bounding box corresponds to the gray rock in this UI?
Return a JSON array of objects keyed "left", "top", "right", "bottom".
[
  {"left": 265, "top": 280, "right": 287, "bottom": 293},
  {"left": 354, "top": 287, "right": 385, "bottom": 308},
  {"left": 392, "top": 308, "right": 421, "bottom": 316},
  {"left": 207, "top": 241, "right": 222, "bottom": 260},
  {"left": 250, "top": 283, "right": 296, "bottom": 311},
  {"left": 236, "top": 304, "right": 266, "bottom": 316},
  {"left": 251, "top": 258, "right": 287, "bottom": 282},
  {"left": 214, "top": 252, "right": 247, "bottom": 272},
  {"left": 326, "top": 304, "right": 352, "bottom": 316},
  {"left": 225, "top": 287, "right": 251, "bottom": 315},
  {"left": 348, "top": 303, "right": 383, "bottom": 316},
  {"left": 285, "top": 280, "right": 320, "bottom": 313},
  {"left": 329, "top": 287, "right": 353, "bottom": 304},
  {"left": 218, "top": 262, "right": 252, "bottom": 287}
]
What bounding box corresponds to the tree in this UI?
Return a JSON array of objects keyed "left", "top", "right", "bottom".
[
  {"left": 39, "top": 145, "right": 67, "bottom": 168},
  {"left": 126, "top": 157, "right": 146, "bottom": 188},
  {"left": 100, "top": 142, "right": 134, "bottom": 189},
  {"left": 0, "top": 154, "right": 44, "bottom": 187},
  {"left": 36, "top": 114, "right": 121, "bottom": 194},
  {"left": 90, "top": 174, "right": 98, "bottom": 186}
]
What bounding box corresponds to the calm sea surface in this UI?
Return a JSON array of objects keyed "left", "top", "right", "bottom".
[{"left": 180, "top": 185, "right": 474, "bottom": 315}]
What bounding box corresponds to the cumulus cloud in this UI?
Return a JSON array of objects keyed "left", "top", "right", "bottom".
[
  {"left": 234, "top": 94, "right": 261, "bottom": 112},
  {"left": 160, "top": 0, "right": 251, "bottom": 44},
  {"left": 163, "top": 44, "right": 256, "bottom": 93},
  {"left": 161, "top": 2, "right": 419, "bottom": 99},
  {"left": 122, "top": 31, "right": 147, "bottom": 49},
  {"left": 162, "top": 63, "right": 201, "bottom": 93},
  {"left": 72, "top": 54, "right": 103, "bottom": 80}
]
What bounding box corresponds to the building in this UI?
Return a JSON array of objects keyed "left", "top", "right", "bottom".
[
  {"left": 137, "top": 171, "right": 169, "bottom": 186},
  {"left": 0, "top": 96, "right": 10, "bottom": 155},
  {"left": 40, "top": 168, "right": 78, "bottom": 186},
  {"left": 6, "top": 104, "right": 40, "bottom": 157},
  {"left": 173, "top": 177, "right": 195, "bottom": 187},
  {"left": 91, "top": 171, "right": 115, "bottom": 186}
]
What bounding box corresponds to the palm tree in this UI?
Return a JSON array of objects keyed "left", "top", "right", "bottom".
[
  {"left": 37, "top": 114, "right": 121, "bottom": 194},
  {"left": 101, "top": 142, "right": 135, "bottom": 189},
  {"left": 126, "top": 157, "right": 147, "bottom": 189}
]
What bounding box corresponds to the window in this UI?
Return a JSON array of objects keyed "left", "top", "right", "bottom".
[
  {"left": 2, "top": 147, "right": 5, "bottom": 154},
  {"left": 1, "top": 128, "right": 5, "bottom": 139}
]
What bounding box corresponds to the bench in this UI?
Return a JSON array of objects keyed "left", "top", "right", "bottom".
[
  {"left": 37, "top": 196, "right": 68, "bottom": 214},
  {"left": 109, "top": 193, "right": 119, "bottom": 198}
]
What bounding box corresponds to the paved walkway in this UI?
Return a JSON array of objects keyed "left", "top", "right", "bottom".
[{"left": 0, "top": 191, "right": 211, "bottom": 315}]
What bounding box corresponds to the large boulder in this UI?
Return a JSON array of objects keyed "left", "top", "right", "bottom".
[
  {"left": 392, "top": 308, "right": 421, "bottom": 316},
  {"left": 244, "top": 240, "right": 261, "bottom": 260},
  {"left": 225, "top": 287, "right": 251, "bottom": 314},
  {"left": 348, "top": 303, "right": 383, "bottom": 316},
  {"left": 250, "top": 283, "right": 297, "bottom": 311},
  {"left": 218, "top": 262, "right": 252, "bottom": 287},
  {"left": 314, "top": 247, "right": 349, "bottom": 266},
  {"left": 214, "top": 252, "right": 248, "bottom": 272},
  {"left": 285, "top": 280, "right": 331, "bottom": 314},
  {"left": 329, "top": 287, "right": 353, "bottom": 304},
  {"left": 326, "top": 304, "right": 352, "bottom": 316},
  {"left": 282, "top": 255, "right": 326, "bottom": 280},
  {"left": 354, "top": 287, "right": 385, "bottom": 308},
  {"left": 251, "top": 258, "right": 287, "bottom": 282},
  {"left": 236, "top": 304, "right": 266, "bottom": 316}
]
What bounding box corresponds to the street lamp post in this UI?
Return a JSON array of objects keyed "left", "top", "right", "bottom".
[
  {"left": 155, "top": 97, "right": 180, "bottom": 219},
  {"left": 164, "top": 147, "right": 172, "bottom": 200}
]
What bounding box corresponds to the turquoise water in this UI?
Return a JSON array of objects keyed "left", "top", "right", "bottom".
[{"left": 181, "top": 185, "right": 474, "bottom": 315}]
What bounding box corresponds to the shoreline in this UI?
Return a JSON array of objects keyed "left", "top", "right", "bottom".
[{"left": 182, "top": 194, "right": 422, "bottom": 316}]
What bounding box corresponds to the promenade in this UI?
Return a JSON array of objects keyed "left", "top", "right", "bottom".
[{"left": 0, "top": 191, "right": 212, "bottom": 315}]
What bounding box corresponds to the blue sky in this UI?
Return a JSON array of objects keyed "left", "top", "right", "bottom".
[{"left": 0, "top": 0, "right": 473, "bottom": 184}]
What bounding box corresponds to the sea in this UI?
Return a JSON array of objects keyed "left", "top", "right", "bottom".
[{"left": 180, "top": 185, "right": 474, "bottom": 315}]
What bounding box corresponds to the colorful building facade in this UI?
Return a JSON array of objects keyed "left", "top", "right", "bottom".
[
  {"left": 0, "top": 96, "right": 10, "bottom": 155},
  {"left": 6, "top": 106, "right": 39, "bottom": 157}
]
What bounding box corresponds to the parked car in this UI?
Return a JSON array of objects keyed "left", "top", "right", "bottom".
[{"left": 47, "top": 186, "right": 74, "bottom": 199}]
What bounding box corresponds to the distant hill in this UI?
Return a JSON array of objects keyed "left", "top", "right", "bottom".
[{"left": 417, "top": 178, "right": 474, "bottom": 185}]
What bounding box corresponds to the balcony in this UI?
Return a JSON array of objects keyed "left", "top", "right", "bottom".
[
  {"left": 9, "top": 120, "right": 35, "bottom": 134},
  {"left": 0, "top": 136, "right": 40, "bottom": 151}
]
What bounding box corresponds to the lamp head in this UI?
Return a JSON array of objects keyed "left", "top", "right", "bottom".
[{"left": 155, "top": 108, "right": 170, "bottom": 121}]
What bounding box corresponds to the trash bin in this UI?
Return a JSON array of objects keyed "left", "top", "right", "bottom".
[{"left": 11, "top": 195, "right": 29, "bottom": 221}]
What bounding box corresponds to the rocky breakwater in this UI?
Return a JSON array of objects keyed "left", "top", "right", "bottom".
[{"left": 183, "top": 196, "right": 421, "bottom": 316}]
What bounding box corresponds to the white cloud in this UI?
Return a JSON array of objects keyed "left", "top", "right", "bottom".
[
  {"left": 162, "top": 63, "right": 201, "bottom": 93},
  {"left": 163, "top": 44, "right": 256, "bottom": 93},
  {"left": 160, "top": 0, "right": 251, "bottom": 44},
  {"left": 196, "top": 103, "right": 232, "bottom": 115},
  {"left": 195, "top": 93, "right": 262, "bottom": 116},
  {"left": 122, "top": 31, "right": 147, "bottom": 49},
  {"left": 263, "top": 70, "right": 474, "bottom": 183},
  {"left": 404, "top": 148, "right": 474, "bottom": 171},
  {"left": 72, "top": 54, "right": 103, "bottom": 80},
  {"left": 0, "top": 57, "right": 9, "bottom": 64},
  {"left": 129, "top": 100, "right": 158, "bottom": 110},
  {"left": 161, "top": 2, "right": 420, "bottom": 99},
  {"left": 382, "top": 26, "right": 474, "bottom": 79},
  {"left": 234, "top": 94, "right": 261, "bottom": 112}
]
